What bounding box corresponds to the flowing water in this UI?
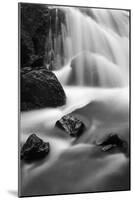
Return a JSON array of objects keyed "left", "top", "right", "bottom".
[
  {"left": 54, "top": 7, "right": 129, "bottom": 86},
  {"left": 20, "top": 7, "right": 130, "bottom": 196}
]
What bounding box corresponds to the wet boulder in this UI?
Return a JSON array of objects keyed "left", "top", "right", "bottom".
[
  {"left": 21, "top": 69, "right": 66, "bottom": 111},
  {"left": 21, "top": 134, "right": 50, "bottom": 162},
  {"left": 96, "top": 133, "right": 127, "bottom": 152},
  {"left": 55, "top": 114, "right": 85, "bottom": 137}
]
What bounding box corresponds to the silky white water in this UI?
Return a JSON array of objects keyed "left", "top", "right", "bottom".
[
  {"left": 54, "top": 7, "right": 129, "bottom": 87},
  {"left": 21, "top": 7, "right": 130, "bottom": 195}
]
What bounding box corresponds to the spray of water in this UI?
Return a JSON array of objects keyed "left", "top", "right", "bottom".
[{"left": 53, "top": 7, "right": 129, "bottom": 87}]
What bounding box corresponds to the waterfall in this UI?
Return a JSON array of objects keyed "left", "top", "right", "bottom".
[
  {"left": 53, "top": 7, "right": 129, "bottom": 87},
  {"left": 21, "top": 6, "right": 130, "bottom": 195}
]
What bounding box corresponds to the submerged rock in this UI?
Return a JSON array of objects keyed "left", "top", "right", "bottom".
[
  {"left": 21, "top": 69, "right": 66, "bottom": 111},
  {"left": 21, "top": 134, "right": 50, "bottom": 162},
  {"left": 67, "top": 52, "right": 99, "bottom": 86},
  {"left": 96, "top": 133, "right": 127, "bottom": 152},
  {"left": 55, "top": 114, "right": 85, "bottom": 137}
]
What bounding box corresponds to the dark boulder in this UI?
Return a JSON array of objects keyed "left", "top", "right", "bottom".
[
  {"left": 55, "top": 114, "right": 85, "bottom": 137},
  {"left": 21, "top": 69, "right": 66, "bottom": 111},
  {"left": 96, "top": 133, "right": 127, "bottom": 152},
  {"left": 21, "top": 134, "right": 50, "bottom": 162}
]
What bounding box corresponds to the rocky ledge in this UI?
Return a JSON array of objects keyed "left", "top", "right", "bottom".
[{"left": 21, "top": 69, "right": 66, "bottom": 111}]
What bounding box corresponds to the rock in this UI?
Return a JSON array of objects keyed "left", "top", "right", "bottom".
[
  {"left": 96, "top": 133, "right": 127, "bottom": 152},
  {"left": 21, "top": 67, "right": 32, "bottom": 75},
  {"left": 55, "top": 114, "right": 85, "bottom": 137},
  {"left": 21, "top": 134, "right": 50, "bottom": 162},
  {"left": 21, "top": 69, "right": 66, "bottom": 111},
  {"left": 30, "top": 56, "right": 45, "bottom": 69},
  {"left": 20, "top": 3, "right": 66, "bottom": 68}
]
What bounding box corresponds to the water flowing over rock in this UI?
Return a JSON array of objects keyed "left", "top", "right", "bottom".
[
  {"left": 20, "top": 4, "right": 129, "bottom": 87},
  {"left": 21, "top": 69, "right": 66, "bottom": 111},
  {"left": 96, "top": 133, "right": 128, "bottom": 153},
  {"left": 20, "top": 4, "right": 130, "bottom": 196},
  {"left": 53, "top": 7, "right": 129, "bottom": 87},
  {"left": 65, "top": 51, "right": 125, "bottom": 86}
]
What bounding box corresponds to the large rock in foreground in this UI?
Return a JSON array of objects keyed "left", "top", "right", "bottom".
[
  {"left": 21, "top": 69, "right": 66, "bottom": 111},
  {"left": 21, "top": 134, "right": 50, "bottom": 162}
]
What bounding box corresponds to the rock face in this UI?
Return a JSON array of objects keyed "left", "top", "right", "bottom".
[
  {"left": 20, "top": 3, "right": 66, "bottom": 69},
  {"left": 21, "top": 134, "right": 50, "bottom": 162},
  {"left": 21, "top": 69, "right": 66, "bottom": 111},
  {"left": 55, "top": 114, "right": 85, "bottom": 137},
  {"left": 96, "top": 133, "right": 127, "bottom": 152}
]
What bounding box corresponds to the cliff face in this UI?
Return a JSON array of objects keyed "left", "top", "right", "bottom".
[
  {"left": 20, "top": 3, "right": 67, "bottom": 111},
  {"left": 20, "top": 3, "right": 65, "bottom": 70}
]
